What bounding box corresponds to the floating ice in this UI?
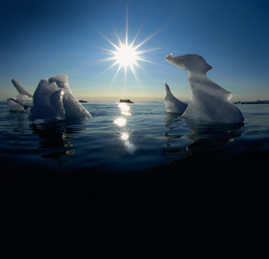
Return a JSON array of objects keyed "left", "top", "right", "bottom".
[
  {"left": 165, "top": 54, "right": 244, "bottom": 124},
  {"left": 7, "top": 79, "right": 33, "bottom": 111},
  {"left": 164, "top": 83, "right": 187, "bottom": 114},
  {"left": 29, "top": 74, "right": 91, "bottom": 121},
  {"left": 7, "top": 98, "right": 26, "bottom": 111}
]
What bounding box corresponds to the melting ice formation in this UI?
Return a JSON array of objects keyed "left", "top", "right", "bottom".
[
  {"left": 164, "top": 83, "right": 187, "bottom": 114},
  {"left": 165, "top": 54, "right": 244, "bottom": 124},
  {"left": 7, "top": 79, "right": 33, "bottom": 111},
  {"left": 8, "top": 74, "right": 91, "bottom": 121}
]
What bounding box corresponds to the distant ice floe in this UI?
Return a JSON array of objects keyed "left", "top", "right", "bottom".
[
  {"left": 164, "top": 83, "right": 187, "bottom": 114},
  {"left": 8, "top": 74, "right": 91, "bottom": 121},
  {"left": 165, "top": 54, "right": 244, "bottom": 124},
  {"left": 234, "top": 100, "right": 269, "bottom": 104}
]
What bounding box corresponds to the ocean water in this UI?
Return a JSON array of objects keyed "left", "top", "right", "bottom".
[
  {"left": 1, "top": 100, "right": 269, "bottom": 255},
  {"left": 1, "top": 101, "right": 269, "bottom": 173}
]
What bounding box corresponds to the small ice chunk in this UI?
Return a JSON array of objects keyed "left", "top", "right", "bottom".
[{"left": 7, "top": 98, "right": 25, "bottom": 111}]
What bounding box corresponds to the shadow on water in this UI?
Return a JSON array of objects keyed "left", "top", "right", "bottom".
[
  {"left": 164, "top": 112, "right": 188, "bottom": 156},
  {"left": 7, "top": 110, "right": 30, "bottom": 131},
  {"left": 185, "top": 119, "right": 244, "bottom": 155},
  {"left": 164, "top": 112, "right": 182, "bottom": 130},
  {"left": 164, "top": 112, "right": 244, "bottom": 163},
  {"left": 164, "top": 112, "right": 185, "bottom": 140},
  {"left": 30, "top": 120, "right": 86, "bottom": 161}
]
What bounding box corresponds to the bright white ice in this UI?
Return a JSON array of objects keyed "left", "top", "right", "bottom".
[
  {"left": 164, "top": 83, "right": 187, "bottom": 114},
  {"left": 165, "top": 54, "right": 244, "bottom": 123},
  {"left": 29, "top": 74, "right": 91, "bottom": 121}
]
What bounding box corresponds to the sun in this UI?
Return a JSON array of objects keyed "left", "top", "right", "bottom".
[
  {"left": 113, "top": 44, "right": 138, "bottom": 67},
  {"left": 96, "top": 5, "right": 165, "bottom": 86}
]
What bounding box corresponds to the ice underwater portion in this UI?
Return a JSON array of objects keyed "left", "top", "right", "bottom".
[
  {"left": 164, "top": 83, "right": 188, "bottom": 114},
  {"left": 29, "top": 74, "right": 91, "bottom": 121},
  {"left": 165, "top": 54, "right": 244, "bottom": 124},
  {"left": 7, "top": 79, "right": 33, "bottom": 111}
]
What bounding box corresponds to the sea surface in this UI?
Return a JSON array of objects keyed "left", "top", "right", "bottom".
[{"left": 1, "top": 101, "right": 269, "bottom": 256}]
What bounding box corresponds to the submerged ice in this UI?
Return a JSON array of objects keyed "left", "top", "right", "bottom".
[
  {"left": 165, "top": 54, "right": 244, "bottom": 124},
  {"left": 8, "top": 74, "right": 91, "bottom": 121},
  {"left": 164, "top": 83, "right": 187, "bottom": 114}
]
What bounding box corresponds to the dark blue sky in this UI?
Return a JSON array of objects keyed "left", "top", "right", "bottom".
[{"left": 1, "top": 0, "right": 269, "bottom": 101}]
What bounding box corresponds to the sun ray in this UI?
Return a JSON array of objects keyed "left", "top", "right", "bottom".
[
  {"left": 95, "top": 61, "right": 118, "bottom": 78},
  {"left": 136, "top": 57, "right": 168, "bottom": 67},
  {"left": 95, "top": 46, "right": 116, "bottom": 54},
  {"left": 103, "top": 64, "right": 122, "bottom": 99},
  {"left": 93, "top": 57, "right": 115, "bottom": 64},
  {"left": 136, "top": 47, "right": 162, "bottom": 54},
  {"left": 130, "top": 64, "right": 141, "bottom": 83},
  {"left": 133, "top": 62, "right": 151, "bottom": 75},
  {"left": 130, "top": 20, "right": 145, "bottom": 47},
  {"left": 125, "top": 3, "right": 128, "bottom": 46},
  {"left": 98, "top": 32, "right": 119, "bottom": 50},
  {"left": 113, "top": 27, "right": 123, "bottom": 47},
  {"left": 133, "top": 24, "right": 167, "bottom": 50},
  {"left": 96, "top": 5, "right": 167, "bottom": 91},
  {"left": 110, "top": 65, "right": 122, "bottom": 86}
]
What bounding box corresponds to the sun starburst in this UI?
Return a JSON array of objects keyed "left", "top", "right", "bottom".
[
  {"left": 96, "top": 5, "right": 165, "bottom": 87},
  {"left": 113, "top": 44, "right": 138, "bottom": 67}
]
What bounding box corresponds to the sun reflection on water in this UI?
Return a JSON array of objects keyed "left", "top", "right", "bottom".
[
  {"left": 114, "top": 117, "right": 126, "bottom": 126},
  {"left": 121, "top": 132, "right": 129, "bottom": 141},
  {"left": 119, "top": 129, "right": 136, "bottom": 154},
  {"left": 124, "top": 139, "right": 136, "bottom": 154},
  {"left": 113, "top": 103, "right": 136, "bottom": 154},
  {"left": 118, "top": 129, "right": 136, "bottom": 154},
  {"left": 118, "top": 103, "right": 131, "bottom": 116},
  {"left": 127, "top": 144, "right": 135, "bottom": 154}
]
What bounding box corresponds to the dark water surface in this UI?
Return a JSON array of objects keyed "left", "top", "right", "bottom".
[{"left": 1, "top": 101, "right": 269, "bottom": 256}]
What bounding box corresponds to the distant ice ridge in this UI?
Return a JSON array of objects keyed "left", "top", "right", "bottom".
[
  {"left": 234, "top": 100, "right": 269, "bottom": 104},
  {"left": 8, "top": 74, "right": 91, "bottom": 121},
  {"left": 165, "top": 54, "right": 244, "bottom": 124},
  {"left": 164, "top": 83, "right": 187, "bottom": 114},
  {"left": 7, "top": 79, "right": 33, "bottom": 111}
]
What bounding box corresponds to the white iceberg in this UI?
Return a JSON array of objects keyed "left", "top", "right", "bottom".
[
  {"left": 7, "top": 79, "right": 33, "bottom": 111},
  {"left": 29, "top": 74, "right": 91, "bottom": 121},
  {"left": 164, "top": 83, "right": 187, "bottom": 114},
  {"left": 165, "top": 54, "right": 244, "bottom": 124}
]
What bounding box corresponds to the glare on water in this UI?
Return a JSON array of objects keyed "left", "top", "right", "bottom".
[
  {"left": 115, "top": 103, "right": 136, "bottom": 154},
  {"left": 118, "top": 103, "right": 131, "bottom": 116},
  {"left": 121, "top": 133, "right": 129, "bottom": 141},
  {"left": 114, "top": 118, "right": 126, "bottom": 126}
]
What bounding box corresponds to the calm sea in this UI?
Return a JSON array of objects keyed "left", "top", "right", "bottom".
[{"left": 1, "top": 100, "right": 269, "bottom": 256}]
